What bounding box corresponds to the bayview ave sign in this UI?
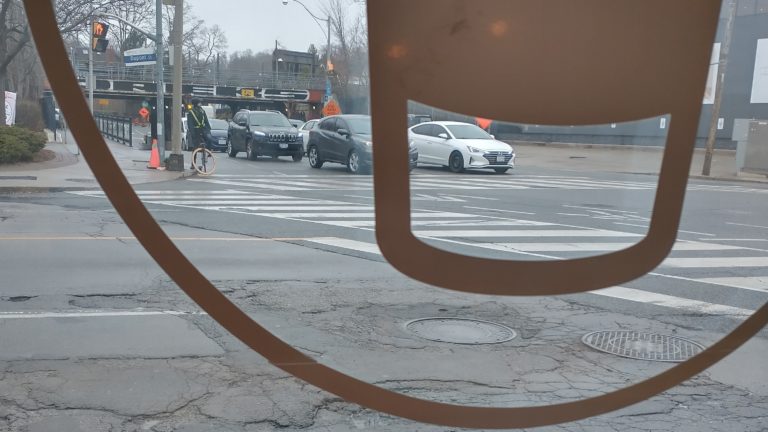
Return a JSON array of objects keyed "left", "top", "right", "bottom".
[{"left": 124, "top": 47, "right": 157, "bottom": 67}]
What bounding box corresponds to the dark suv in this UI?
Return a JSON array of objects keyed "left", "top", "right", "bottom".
[
  {"left": 227, "top": 110, "right": 303, "bottom": 161},
  {"left": 307, "top": 114, "right": 418, "bottom": 174}
]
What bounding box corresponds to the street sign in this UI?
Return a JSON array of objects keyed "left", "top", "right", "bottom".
[
  {"left": 322, "top": 99, "right": 341, "bottom": 117},
  {"left": 124, "top": 47, "right": 157, "bottom": 67},
  {"left": 240, "top": 88, "right": 255, "bottom": 98}
]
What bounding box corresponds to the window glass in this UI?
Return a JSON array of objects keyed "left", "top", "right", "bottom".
[
  {"left": 5, "top": 1, "right": 765, "bottom": 430},
  {"left": 320, "top": 117, "right": 337, "bottom": 131},
  {"left": 248, "top": 112, "right": 292, "bottom": 127},
  {"left": 411, "top": 124, "right": 431, "bottom": 135},
  {"left": 345, "top": 117, "right": 372, "bottom": 135}
]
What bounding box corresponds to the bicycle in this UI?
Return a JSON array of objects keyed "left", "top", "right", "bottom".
[{"left": 190, "top": 138, "right": 216, "bottom": 176}]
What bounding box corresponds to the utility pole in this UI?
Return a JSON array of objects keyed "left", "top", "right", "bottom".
[
  {"left": 155, "top": 0, "right": 165, "bottom": 165},
  {"left": 88, "top": 14, "right": 94, "bottom": 113},
  {"left": 167, "top": 0, "right": 184, "bottom": 171},
  {"left": 702, "top": 0, "right": 737, "bottom": 176}
]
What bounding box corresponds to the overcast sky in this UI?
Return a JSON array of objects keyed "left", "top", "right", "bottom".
[{"left": 185, "top": 0, "right": 364, "bottom": 55}]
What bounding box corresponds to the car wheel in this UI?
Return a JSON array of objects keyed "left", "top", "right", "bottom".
[
  {"left": 292, "top": 152, "right": 303, "bottom": 162},
  {"left": 308, "top": 145, "right": 323, "bottom": 168},
  {"left": 246, "top": 140, "right": 257, "bottom": 161},
  {"left": 449, "top": 151, "right": 465, "bottom": 173},
  {"left": 494, "top": 167, "right": 509, "bottom": 174},
  {"left": 347, "top": 149, "right": 361, "bottom": 174},
  {"left": 227, "top": 140, "right": 237, "bottom": 158}
]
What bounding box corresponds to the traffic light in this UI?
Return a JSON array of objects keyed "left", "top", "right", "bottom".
[{"left": 91, "top": 21, "right": 109, "bottom": 53}]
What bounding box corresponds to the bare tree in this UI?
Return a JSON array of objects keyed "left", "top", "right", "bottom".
[
  {"left": 0, "top": 0, "right": 32, "bottom": 123},
  {"left": 321, "top": 0, "right": 368, "bottom": 111}
]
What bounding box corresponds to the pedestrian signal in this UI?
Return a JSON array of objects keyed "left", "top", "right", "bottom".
[{"left": 91, "top": 21, "right": 109, "bottom": 53}]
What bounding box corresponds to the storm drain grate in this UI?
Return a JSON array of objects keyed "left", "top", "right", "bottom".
[
  {"left": 405, "top": 317, "right": 516, "bottom": 345},
  {"left": 582, "top": 331, "right": 705, "bottom": 362}
]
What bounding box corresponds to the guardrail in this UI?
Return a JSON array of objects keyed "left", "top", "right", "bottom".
[
  {"left": 95, "top": 113, "right": 133, "bottom": 147},
  {"left": 76, "top": 66, "right": 327, "bottom": 90}
]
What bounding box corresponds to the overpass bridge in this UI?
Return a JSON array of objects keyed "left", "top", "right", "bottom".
[{"left": 74, "top": 65, "right": 330, "bottom": 111}]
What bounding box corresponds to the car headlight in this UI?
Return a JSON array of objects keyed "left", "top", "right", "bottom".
[
  {"left": 467, "top": 145, "right": 482, "bottom": 153},
  {"left": 298, "top": 132, "right": 304, "bottom": 138},
  {"left": 253, "top": 130, "right": 266, "bottom": 137},
  {"left": 364, "top": 141, "right": 373, "bottom": 147}
]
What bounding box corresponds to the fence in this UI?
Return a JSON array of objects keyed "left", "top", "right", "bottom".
[
  {"left": 76, "top": 65, "right": 327, "bottom": 90},
  {"left": 95, "top": 113, "right": 133, "bottom": 146}
]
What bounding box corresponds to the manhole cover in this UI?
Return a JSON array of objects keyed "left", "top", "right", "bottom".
[
  {"left": 582, "top": 331, "right": 705, "bottom": 362},
  {"left": 405, "top": 317, "right": 516, "bottom": 345}
]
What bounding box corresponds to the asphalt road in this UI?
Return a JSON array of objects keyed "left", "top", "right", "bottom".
[{"left": 1, "top": 151, "right": 767, "bottom": 431}]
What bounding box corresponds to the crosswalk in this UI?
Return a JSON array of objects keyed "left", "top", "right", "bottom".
[
  {"left": 185, "top": 174, "right": 768, "bottom": 193},
  {"left": 70, "top": 189, "right": 768, "bottom": 318}
]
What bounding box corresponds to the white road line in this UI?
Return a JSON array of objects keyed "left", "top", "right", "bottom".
[
  {"left": 689, "top": 277, "right": 768, "bottom": 293},
  {"left": 590, "top": 287, "right": 752, "bottom": 317},
  {"left": 187, "top": 179, "right": 308, "bottom": 190},
  {"left": 144, "top": 195, "right": 292, "bottom": 200},
  {"left": 143, "top": 200, "right": 341, "bottom": 205},
  {"left": 0, "top": 310, "right": 206, "bottom": 319},
  {"left": 305, "top": 237, "right": 381, "bottom": 254},
  {"left": 439, "top": 194, "right": 499, "bottom": 201},
  {"left": 678, "top": 229, "right": 716, "bottom": 237},
  {"left": 413, "top": 229, "right": 643, "bottom": 238},
  {"left": 726, "top": 222, "right": 768, "bottom": 230},
  {"left": 662, "top": 257, "right": 768, "bottom": 268},
  {"left": 704, "top": 239, "right": 768, "bottom": 242},
  {"left": 299, "top": 237, "right": 760, "bottom": 317},
  {"left": 463, "top": 206, "right": 536, "bottom": 215},
  {"left": 492, "top": 241, "right": 741, "bottom": 252},
  {"left": 247, "top": 212, "right": 478, "bottom": 219},
  {"left": 196, "top": 206, "right": 374, "bottom": 211},
  {"left": 612, "top": 222, "right": 649, "bottom": 228}
]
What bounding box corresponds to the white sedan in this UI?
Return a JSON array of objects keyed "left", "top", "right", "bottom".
[
  {"left": 298, "top": 119, "right": 319, "bottom": 154},
  {"left": 408, "top": 121, "right": 515, "bottom": 173}
]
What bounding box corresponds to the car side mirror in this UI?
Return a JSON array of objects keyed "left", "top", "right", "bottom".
[
  {"left": 337, "top": 128, "right": 350, "bottom": 137},
  {"left": 490, "top": 134, "right": 496, "bottom": 139},
  {"left": 438, "top": 133, "right": 449, "bottom": 139}
]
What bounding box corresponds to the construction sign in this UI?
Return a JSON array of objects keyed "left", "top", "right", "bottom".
[
  {"left": 322, "top": 98, "right": 341, "bottom": 117},
  {"left": 476, "top": 117, "right": 493, "bottom": 130}
]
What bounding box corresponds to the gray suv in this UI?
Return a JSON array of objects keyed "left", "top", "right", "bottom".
[{"left": 227, "top": 110, "right": 303, "bottom": 161}]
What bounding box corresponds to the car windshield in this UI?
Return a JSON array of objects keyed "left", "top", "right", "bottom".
[
  {"left": 209, "top": 119, "right": 228, "bottom": 130},
  {"left": 446, "top": 124, "right": 492, "bottom": 139},
  {"left": 345, "top": 117, "right": 372, "bottom": 135},
  {"left": 249, "top": 113, "right": 291, "bottom": 127}
]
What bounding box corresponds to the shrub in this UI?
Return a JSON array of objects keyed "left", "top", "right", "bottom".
[
  {"left": 0, "top": 126, "right": 48, "bottom": 164},
  {"left": 14, "top": 100, "right": 45, "bottom": 132}
]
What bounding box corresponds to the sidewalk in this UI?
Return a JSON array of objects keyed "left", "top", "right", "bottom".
[
  {"left": 0, "top": 130, "right": 194, "bottom": 191},
  {"left": 510, "top": 141, "right": 768, "bottom": 184}
]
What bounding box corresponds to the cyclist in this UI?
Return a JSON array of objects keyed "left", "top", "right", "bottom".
[{"left": 187, "top": 98, "right": 211, "bottom": 169}]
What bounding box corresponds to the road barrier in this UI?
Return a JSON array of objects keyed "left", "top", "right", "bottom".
[{"left": 95, "top": 113, "right": 133, "bottom": 147}]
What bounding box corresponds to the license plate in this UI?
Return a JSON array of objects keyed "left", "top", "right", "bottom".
[
  {"left": 218, "top": 139, "right": 226, "bottom": 144},
  {"left": 279, "top": 143, "right": 288, "bottom": 149}
]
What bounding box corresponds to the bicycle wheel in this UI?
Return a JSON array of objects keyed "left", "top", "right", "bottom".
[{"left": 192, "top": 147, "right": 216, "bottom": 175}]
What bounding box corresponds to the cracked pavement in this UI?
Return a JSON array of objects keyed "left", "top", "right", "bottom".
[{"left": 1, "top": 185, "right": 767, "bottom": 431}]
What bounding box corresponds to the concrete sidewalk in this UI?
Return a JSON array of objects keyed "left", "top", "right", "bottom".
[
  {"left": 510, "top": 141, "right": 768, "bottom": 184},
  {"left": 0, "top": 130, "right": 193, "bottom": 191}
]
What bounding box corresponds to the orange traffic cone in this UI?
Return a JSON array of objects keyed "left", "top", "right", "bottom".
[{"left": 147, "top": 138, "right": 161, "bottom": 169}]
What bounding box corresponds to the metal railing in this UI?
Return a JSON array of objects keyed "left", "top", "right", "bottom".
[
  {"left": 76, "top": 64, "right": 327, "bottom": 90},
  {"left": 95, "top": 113, "right": 133, "bottom": 146}
]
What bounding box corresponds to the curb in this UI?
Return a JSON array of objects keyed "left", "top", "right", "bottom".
[
  {"left": 507, "top": 140, "right": 737, "bottom": 156},
  {"left": 0, "top": 169, "right": 197, "bottom": 194}
]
